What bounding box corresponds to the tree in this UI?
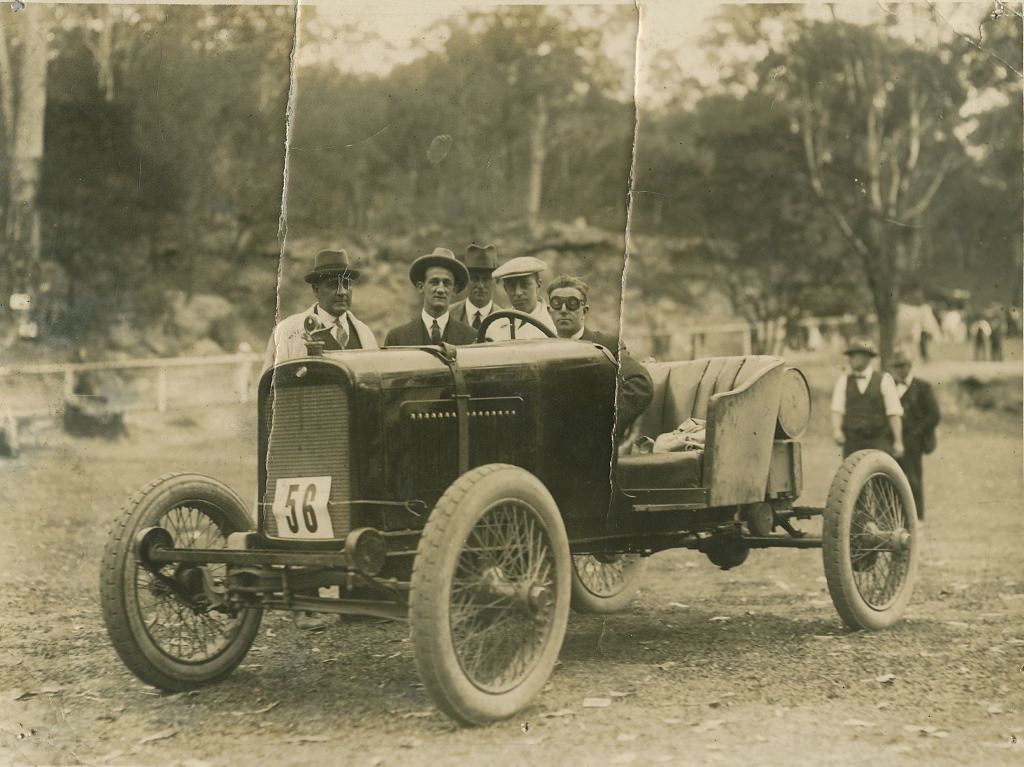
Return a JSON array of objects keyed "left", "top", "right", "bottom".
[{"left": 0, "top": 4, "right": 49, "bottom": 300}]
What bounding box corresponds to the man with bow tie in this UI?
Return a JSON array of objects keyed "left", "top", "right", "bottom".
[
  {"left": 830, "top": 338, "right": 904, "bottom": 459},
  {"left": 384, "top": 248, "right": 478, "bottom": 347},
  {"left": 890, "top": 349, "right": 940, "bottom": 519},
  {"left": 450, "top": 243, "right": 500, "bottom": 331},
  {"left": 262, "top": 249, "right": 378, "bottom": 372}
]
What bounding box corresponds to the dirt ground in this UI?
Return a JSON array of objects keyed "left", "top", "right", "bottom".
[{"left": 1, "top": 359, "right": 1022, "bottom": 766}]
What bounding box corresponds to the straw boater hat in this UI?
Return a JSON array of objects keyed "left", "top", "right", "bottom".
[
  {"left": 304, "top": 249, "right": 361, "bottom": 283},
  {"left": 408, "top": 247, "right": 470, "bottom": 293},
  {"left": 464, "top": 243, "right": 498, "bottom": 272},
  {"left": 492, "top": 256, "right": 547, "bottom": 281},
  {"left": 844, "top": 337, "right": 879, "bottom": 357}
]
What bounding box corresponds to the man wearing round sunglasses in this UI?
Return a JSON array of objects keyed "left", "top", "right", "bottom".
[
  {"left": 546, "top": 274, "right": 652, "bottom": 442},
  {"left": 263, "top": 249, "right": 378, "bottom": 372}
]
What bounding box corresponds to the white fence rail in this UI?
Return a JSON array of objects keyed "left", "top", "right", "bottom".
[{"left": 0, "top": 352, "right": 263, "bottom": 419}]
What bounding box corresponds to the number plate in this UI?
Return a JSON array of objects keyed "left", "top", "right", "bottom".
[{"left": 270, "top": 477, "right": 335, "bottom": 539}]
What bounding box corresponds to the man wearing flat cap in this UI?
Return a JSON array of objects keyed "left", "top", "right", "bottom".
[
  {"left": 450, "top": 243, "right": 500, "bottom": 331},
  {"left": 487, "top": 256, "right": 556, "bottom": 340},
  {"left": 385, "top": 248, "right": 478, "bottom": 347},
  {"left": 263, "top": 249, "right": 378, "bottom": 372},
  {"left": 889, "top": 348, "right": 940, "bottom": 519},
  {"left": 830, "top": 337, "right": 904, "bottom": 459}
]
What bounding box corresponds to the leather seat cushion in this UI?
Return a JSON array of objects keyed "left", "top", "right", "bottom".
[{"left": 617, "top": 450, "right": 703, "bottom": 490}]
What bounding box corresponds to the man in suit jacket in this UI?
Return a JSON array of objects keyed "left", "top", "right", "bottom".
[
  {"left": 385, "top": 248, "right": 478, "bottom": 347},
  {"left": 890, "top": 349, "right": 940, "bottom": 519},
  {"left": 450, "top": 243, "right": 500, "bottom": 331},
  {"left": 546, "top": 274, "right": 653, "bottom": 442},
  {"left": 263, "top": 249, "right": 378, "bottom": 373}
]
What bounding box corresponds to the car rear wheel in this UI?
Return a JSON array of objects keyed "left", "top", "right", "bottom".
[
  {"left": 100, "top": 473, "right": 262, "bottom": 691},
  {"left": 570, "top": 553, "right": 648, "bottom": 613},
  {"left": 822, "top": 451, "right": 919, "bottom": 630},
  {"left": 410, "top": 464, "right": 571, "bottom": 726}
]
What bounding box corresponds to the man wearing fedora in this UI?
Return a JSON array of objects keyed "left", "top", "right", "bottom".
[
  {"left": 450, "top": 243, "right": 500, "bottom": 331},
  {"left": 487, "top": 256, "right": 556, "bottom": 340},
  {"left": 830, "top": 337, "right": 904, "bottom": 459},
  {"left": 890, "top": 348, "right": 940, "bottom": 519},
  {"left": 384, "top": 248, "right": 478, "bottom": 347},
  {"left": 263, "top": 249, "right": 378, "bottom": 372}
]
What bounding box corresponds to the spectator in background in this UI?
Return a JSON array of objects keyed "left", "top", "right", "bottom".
[
  {"left": 449, "top": 243, "right": 499, "bottom": 331},
  {"left": 970, "top": 314, "right": 991, "bottom": 361},
  {"left": 988, "top": 305, "right": 1005, "bottom": 362},
  {"left": 890, "top": 349, "right": 940, "bottom": 520},
  {"left": 831, "top": 338, "right": 904, "bottom": 459},
  {"left": 941, "top": 306, "right": 965, "bottom": 343}
]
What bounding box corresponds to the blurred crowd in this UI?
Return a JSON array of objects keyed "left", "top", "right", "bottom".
[{"left": 783, "top": 295, "right": 1020, "bottom": 363}]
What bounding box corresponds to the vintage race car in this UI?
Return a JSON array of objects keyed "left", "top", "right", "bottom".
[{"left": 100, "top": 310, "right": 920, "bottom": 725}]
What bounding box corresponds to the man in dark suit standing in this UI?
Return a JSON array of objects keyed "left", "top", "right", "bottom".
[
  {"left": 890, "top": 348, "right": 940, "bottom": 519},
  {"left": 450, "top": 243, "right": 499, "bottom": 330},
  {"left": 385, "top": 248, "right": 478, "bottom": 347},
  {"left": 546, "top": 274, "right": 652, "bottom": 442}
]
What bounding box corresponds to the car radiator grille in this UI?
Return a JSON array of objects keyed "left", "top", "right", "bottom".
[{"left": 262, "top": 382, "right": 351, "bottom": 540}]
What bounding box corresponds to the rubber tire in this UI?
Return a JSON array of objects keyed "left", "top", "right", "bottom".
[
  {"left": 410, "top": 464, "right": 571, "bottom": 726},
  {"left": 100, "top": 473, "right": 263, "bottom": 691},
  {"left": 570, "top": 554, "right": 648, "bottom": 614},
  {"left": 822, "top": 451, "right": 920, "bottom": 631}
]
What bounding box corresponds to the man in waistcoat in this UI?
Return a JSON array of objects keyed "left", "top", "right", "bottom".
[
  {"left": 263, "top": 249, "right": 378, "bottom": 373},
  {"left": 384, "top": 248, "right": 478, "bottom": 346},
  {"left": 830, "top": 338, "right": 904, "bottom": 459},
  {"left": 449, "top": 243, "right": 499, "bottom": 331},
  {"left": 890, "top": 349, "right": 940, "bottom": 519}
]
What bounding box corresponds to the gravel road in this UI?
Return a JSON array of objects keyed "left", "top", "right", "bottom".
[{"left": 1, "top": 393, "right": 1021, "bottom": 766}]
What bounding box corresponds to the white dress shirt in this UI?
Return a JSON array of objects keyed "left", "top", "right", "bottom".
[
  {"left": 422, "top": 310, "right": 450, "bottom": 339},
  {"left": 487, "top": 302, "right": 556, "bottom": 340},
  {"left": 831, "top": 368, "right": 904, "bottom": 416},
  {"left": 465, "top": 300, "right": 493, "bottom": 328},
  {"left": 316, "top": 307, "right": 350, "bottom": 344}
]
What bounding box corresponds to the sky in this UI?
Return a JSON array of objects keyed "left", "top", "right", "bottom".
[{"left": 297, "top": 1, "right": 1015, "bottom": 109}]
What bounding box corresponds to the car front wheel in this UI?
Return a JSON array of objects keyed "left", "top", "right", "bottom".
[
  {"left": 410, "top": 464, "right": 571, "bottom": 726},
  {"left": 99, "top": 473, "right": 262, "bottom": 691}
]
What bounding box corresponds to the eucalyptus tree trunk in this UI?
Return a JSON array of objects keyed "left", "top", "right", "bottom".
[
  {"left": 526, "top": 93, "right": 547, "bottom": 234},
  {"left": 6, "top": 5, "right": 49, "bottom": 296}
]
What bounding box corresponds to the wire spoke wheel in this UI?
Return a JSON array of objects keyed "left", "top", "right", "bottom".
[
  {"left": 101, "top": 474, "right": 262, "bottom": 691},
  {"left": 823, "top": 451, "right": 919, "bottom": 630},
  {"left": 134, "top": 503, "right": 242, "bottom": 664},
  {"left": 411, "top": 464, "right": 570, "bottom": 725},
  {"left": 450, "top": 502, "right": 556, "bottom": 691},
  {"left": 570, "top": 552, "right": 648, "bottom": 613},
  {"left": 849, "top": 476, "right": 911, "bottom": 609}
]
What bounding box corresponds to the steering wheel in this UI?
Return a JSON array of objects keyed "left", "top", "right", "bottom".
[{"left": 477, "top": 310, "right": 557, "bottom": 342}]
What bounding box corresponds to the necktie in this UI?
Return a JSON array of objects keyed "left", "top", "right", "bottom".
[
  {"left": 430, "top": 320, "right": 442, "bottom": 345},
  {"left": 472, "top": 311, "right": 482, "bottom": 330},
  {"left": 334, "top": 316, "right": 349, "bottom": 348}
]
